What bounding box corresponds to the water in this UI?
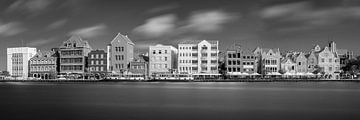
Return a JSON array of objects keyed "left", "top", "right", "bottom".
[{"left": 1, "top": 82, "right": 360, "bottom": 120}]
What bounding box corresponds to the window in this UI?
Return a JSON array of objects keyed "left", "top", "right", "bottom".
[
  {"left": 211, "top": 60, "right": 217, "bottom": 64},
  {"left": 202, "top": 60, "right": 207, "bottom": 64},
  {"left": 165, "top": 64, "right": 168, "bottom": 68},
  {"left": 159, "top": 50, "right": 162, "bottom": 54},
  {"left": 228, "top": 53, "right": 232, "bottom": 58},
  {"left": 100, "top": 54, "right": 104, "bottom": 58},
  {"left": 298, "top": 62, "right": 301, "bottom": 65},
  {"left": 165, "top": 50, "right": 168, "bottom": 54},
  {"left": 153, "top": 50, "right": 156, "bottom": 54},
  {"left": 329, "top": 58, "right": 332, "bottom": 63},
  {"left": 165, "top": 57, "right": 168, "bottom": 61},
  {"left": 91, "top": 54, "right": 94, "bottom": 58},
  {"left": 228, "top": 61, "right": 232, "bottom": 65},
  {"left": 321, "top": 58, "right": 325, "bottom": 63}
]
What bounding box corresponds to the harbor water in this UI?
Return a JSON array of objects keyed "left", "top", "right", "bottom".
[{"left": 0, "top": 82, "right": 360, "bottom": 120}]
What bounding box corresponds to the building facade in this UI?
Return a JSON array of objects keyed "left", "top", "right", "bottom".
[
  {"left": 7, "top": 47, "right": 37, "bottom": 79},
  {"left": 177, "top": 40, "right": 219, "bottom": 74},
  {"left": 108, "top": 33, "right": 135, "bottom": 74},
  {"left": 88, "top": 49, "right": 107, "bottom": 79},
  {"left": 129, "top": 54, "right": 149, "bottom": 78},
  {"left": 149, "top": 44, "right": 177, "bottom": 75},
  {"left": 294, "top": 52, "right": 308, "bottom": 73},
  {"left": 29, "top": 50, "right": 58, "bottom": 79},
  {"left": 59, "top": 36, "right": 92, "bottom": 75},
  {"left": 281, "top": 57, "right": 296, "bottom": 73},
  {"left": 317, "top": 46, "right": 340, "bottom": 79},
  {"left": 225, "top": 46, "right": 258, "bottom": 74},
  {"left": 259, "top": 48, "right": 282, "bottom": 74}
]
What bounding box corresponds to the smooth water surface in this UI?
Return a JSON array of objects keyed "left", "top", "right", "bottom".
[{"left": 1, "top": 82, "right": 360, "bottom": 120}]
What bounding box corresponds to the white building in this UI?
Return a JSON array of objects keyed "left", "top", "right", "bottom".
[
  {"left": 149, "top": 44, "right": 178, "bottom": 75},
  {"left": 7, "top": 47, "right": 37, "bottom": 79},
  {"left": 177, "top": 40, "right": 219, "bottom": 74}
]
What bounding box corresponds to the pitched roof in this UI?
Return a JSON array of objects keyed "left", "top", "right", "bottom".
[
  {"left": 60, "top": 35, "right": 92, "bottom": 49},
  {"left": 111, "top": 33, "right": 135, "bottom": 45}
]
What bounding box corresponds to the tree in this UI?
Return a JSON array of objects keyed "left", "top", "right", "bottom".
[
  {"left": 278, "top": 69, "right": 285, "bottom": 74},
  {"left": 0, "top": 71, "right": 10, "bottom": 76},
  {"left": 312, "top": 65, "right": 322, "bottom": 74}
]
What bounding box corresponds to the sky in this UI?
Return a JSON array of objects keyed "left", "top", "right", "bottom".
[{"left": 1, "top": 0, "right": 360, "bottom": 70}]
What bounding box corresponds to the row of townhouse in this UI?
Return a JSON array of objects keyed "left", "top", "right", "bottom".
[
  {"left": 6, "top": 31, "right": 353, "bottom": 80},
  {"left": 224, "top": 41, "right": 351, "bottom": 79}
]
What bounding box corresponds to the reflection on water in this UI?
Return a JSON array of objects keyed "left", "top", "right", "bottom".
[{"left": 1, "top": 82, "right": 360, "bottom": 120}]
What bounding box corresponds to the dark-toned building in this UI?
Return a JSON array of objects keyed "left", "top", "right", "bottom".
[
  {"left": 29, "top": 50, "right": 59, "bottom": 79},
  {"left": 129, "top": 54, "right": 149, "bottom": 78},
  {"left": 88, "top": 49, "right": 108, "bottom": 79},
  {"left": 225, "top": 45, "right": 258, "bottom": 74},
  {"left": 59, "top": 36, "right": 92, "bottom": 76}
]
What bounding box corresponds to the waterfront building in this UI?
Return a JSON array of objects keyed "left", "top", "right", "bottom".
[
  {"left": 108, "top": 33, "right": 135, "bottom": 74},
  {"left": 7, "top": 47, "right": 37, "bottom": 79},
  {"left": 129, "top": 54, "right": 149, "bottom": 78},
  {"left": 309, "top": 43, "right": 341, "bottom": 79},
  {"left": 280, "top": 56, "right": 296, "bottom": 73},
  {"left": 59, "top": 36, "right": 92, "bottom": 75},
  {"left": 177, "top": 40, "right": 219, "bottom": 75},
  {"left": 318, "top": 46, "right": 340, "bottom": 78},
  {"left": 149, "top": 44, "right": 177, "bottom": 75},
  {"left": 29, "top": 50, "right": 59, "bottom": 79},
  {"left": 258, "top": 48, "right": 282, "bottom": 74},
  {"left": 225, "top": 45, "right": 258, "bottom": 74},
  {"left": 88, "top": 49, "right": 108, "bottom": 79},
  {"left": 294, "top": 52, "right": 308, "bottom": 73},
  {"left": 307, "top": 45, "right": 320, "bottom": 72}
]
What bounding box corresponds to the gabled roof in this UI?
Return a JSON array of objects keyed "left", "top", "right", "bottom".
[
  {"left": 111, "top": 33, "right": 135, "bottom": 45},
  {"left": 60, "top": 35, "right": 92, "bottom": 49},
  {"left": 281, "top": 57, "right": 295, "bottom": 64},
  {"left": 30, "top": 50, "right": 56, "bottom": 60}
]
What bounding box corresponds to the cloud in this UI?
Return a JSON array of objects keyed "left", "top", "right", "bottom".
[
  {"left": 0, "top": 22, "right": 26, "bottom": 36},
  {"left": 7, "top": 0, "right": 54, "bottom": 14},
  {"left": 47, "top": 19, "right": 68, "bottom": 29},
  {"left": 182, "top": 10, "right": 238, "bottom": 33},
  {"left": 69, "top": 24, "right": 108, "bottom": 38},
  {"left": 133, "top": 10, "right": 238, "bottom": 38},
  {"left": 260, "top": 1, "right": 360, "bottom": 31},
  {"left": 133, "top": 14, "right": 177, "bottom": 38},
  {"left": 27, "top": 38, "right": 56, "bottom": 47},
  {"left": 147, "top": 3, "right": 179, "bottom": 13}
]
